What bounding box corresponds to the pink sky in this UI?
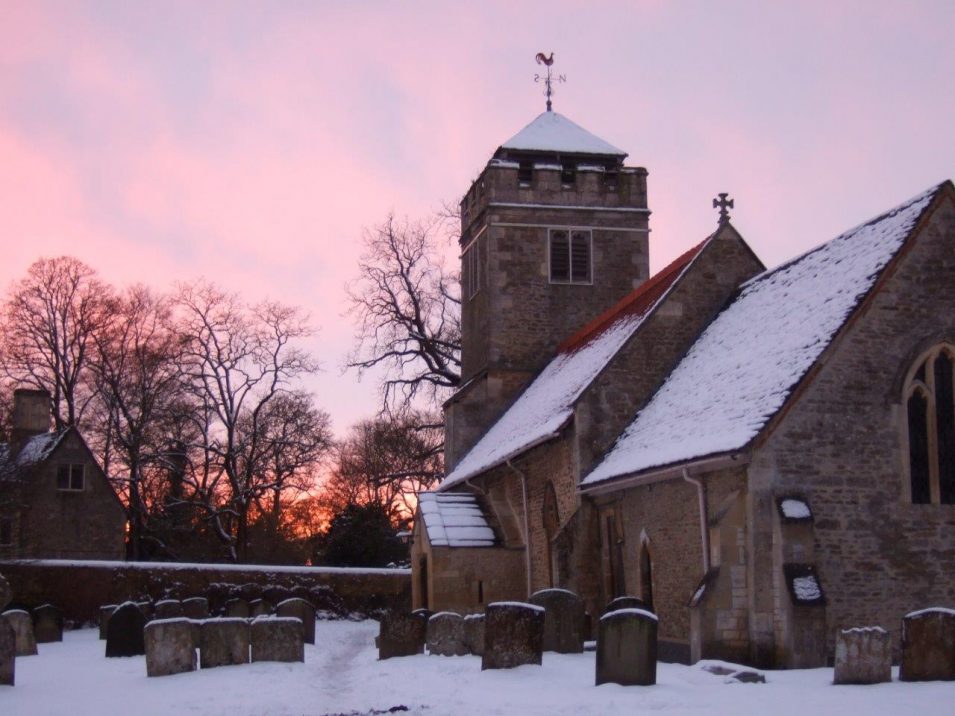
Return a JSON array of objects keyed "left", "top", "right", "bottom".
[{"left": 1, "top": 1, "right": 953, "bottom": 434}]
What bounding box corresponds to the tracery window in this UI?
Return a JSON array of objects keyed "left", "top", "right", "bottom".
[{"left": 906, "top": 346, "right": 955, "bottom": 504}]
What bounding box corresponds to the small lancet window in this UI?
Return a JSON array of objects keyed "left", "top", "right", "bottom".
[{"left": 905, "top": 347, "right": 955, "bottom": 504}]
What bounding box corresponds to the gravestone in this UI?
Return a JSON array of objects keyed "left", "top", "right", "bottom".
[
  {"left": 137, "top": 601, "right": 155, "bottom": 622},
  {"left": 182, "top": 597, "right": 210, "bottom": 620},
  {"left": 900, "top": 608, "right": 955, "bottom": 682},
  {"left": 250, "top": 617, "right": 304, "bottom": 663},
  {"left": 596, "top": 608, "right": 658, "bottom": 686},
  {"left": 249, "top": 599, "right": 271, "bottom": 619},
  {"left": 530, "top": 589, "right": 585, "bottom": 653},
  {"left": 834, "top": 627, "right": 892, "bottom": 685},
  {"left": 32, "top": 604, "right": 64, "bottom": 643},
  {"left": 144, "top": 618, "right": 196, "bottom": 677},
  {"left": 605, "top": 596, "right": 650, "bottom": 614},
  {"left": 2, "top": 610, "right": 37, "bottom": 657},
  {"left": 224, "top": 598, "right": 251, "bottom": 619},
  {"left": 99, "top": 605, "right": 117, "bottom": 640},
  {"left": 105, "top": 602, "right": 147, "bottom": 657},
  {"left": 0, "top": 618, "right": 14, "bottom": 686},
  {"left": 464, "top": 614, "right": 485, "bottom": 656},
  {"left": 378, "top": 611, "right": 426, "bottom": 660},
  {"left": 200, "top": 618, "right": 250, "bottom": 668},
  {"left": 276, "top": 598, "right": 316, "bottom": 645},
  {"left": 0, "top": 574, "right": 10, "bottom": 612},
  {"left": 427, "top": 612, "right": 468, "bottom": 656},
  {"left": 481, "top": 602, "right": 544, "bottom": 670},
  {"left": 412, "top": 608, "right": 434, "bottom": 621},
  {"left": 154, "top": 600, "right": 183, "bottom": 620}
]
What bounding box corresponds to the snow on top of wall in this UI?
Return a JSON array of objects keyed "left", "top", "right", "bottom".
[
  {"left": 583, "top": 184, "right": 942, "bottom": 486},
  {"left": 440, "top": 313, "right": 644, "bottom": 490},
  {"left": 0, "top": 559, "right": 410, "bottom": 576},
  {"left": 418, "top": 492, "right": 495, "bottom": 548},
  {"left": 500, "top": 111, "right": 626, "bottom": 157}
]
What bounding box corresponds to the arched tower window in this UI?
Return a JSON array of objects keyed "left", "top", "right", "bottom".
[{"left": 905, "top": 346, "right": 955, "bottom": 504}]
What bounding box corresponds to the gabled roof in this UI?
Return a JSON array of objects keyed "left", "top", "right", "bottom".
[
  {"left": 583, "top": 182, "right": 947, "bottom": 488},
  {"left": 439, "top": 241, "right": 707, "bottom": 490},
  {"left": 418, "top": 492, "right": 495, "bottom": 547},
  {"left": 499, "top": 111, "right": 626, "bottom": 158},
  {"left": 0, "top": 429, "right": 70, "bottom": 478}
]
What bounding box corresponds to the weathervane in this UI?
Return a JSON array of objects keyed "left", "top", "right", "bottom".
[
  {"left": 713, "top": 192, "right": 734, "bottom": 224},
  {"left": 534, "top": 52, "right": 565, "bottom": 112}
]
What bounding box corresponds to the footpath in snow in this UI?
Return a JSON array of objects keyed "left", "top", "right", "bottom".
[{"left": 2, "top": 619, "right": 954, "bottom": 716}]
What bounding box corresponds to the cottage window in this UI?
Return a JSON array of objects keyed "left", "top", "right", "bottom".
[
  {"left": 549, "top": 229, "right": 592, "bottom": 284},
  {"left": 905, "top": 346, "right": 955, "bottom": 504},
  {"left": 57, "top": 463, "right": 85, "bottom": 491},
  {"left": 0, "top": 517, "right": 12, "bottom": 546}
]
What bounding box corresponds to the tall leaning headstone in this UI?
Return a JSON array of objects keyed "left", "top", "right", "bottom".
[
  {"left": 900, "top": 608, "right": 955, "bottom": 682},
  {"left": 481, "top": 602, "right": 544, "bottom": 670},
  {"left": 530, "top": 589, "right": 586, "bottom": 653},
  {"left": 596, "top": 608, "right": 658, "bottom": 686},
  {"left": 0, "top": 618, "right": 15, "bottom": 686},
  {"left": 105, "top": 602, "right": 147, "bottom": 657},
  {"left": 2, "top": 611, "right": 37, "bottom": 657}
]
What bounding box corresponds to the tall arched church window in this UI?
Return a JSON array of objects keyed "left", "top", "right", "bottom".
[{"left": 906, "top": 346, "right": 955, "bottom": 504}]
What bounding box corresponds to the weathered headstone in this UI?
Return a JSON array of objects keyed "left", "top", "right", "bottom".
[
  {"left": 464, "top": 614, "right": 485, "bottom": 656},
  {"left": 32, "top": 604, "right": 64, "bottom": 643},
  {"left": 144, "top": 618, "right": 196, "bottom": 677},
  {"left": 99, "top": 605, "right": 117, "bottom": 640},
  {"left": 378, "top": 611, "right": 426, "bottom": 660},
  {"left": 154, "top": 600, "right": 183, "bottom": 620},
  {"left": 0, "top": 618, "right": 15, "bottom": 686},
  {"left": 249, "top": 599, "right": 271, "bottom": 619},
  {"left": 900, "top": 608, "right": 955, "bottom": 682},
  {"left": 2, "top": 610, "right": 37, "bottom": 657},
  {"left": 412, "top": 608, "right": 434, "bottom": 621},
  {"left": 276, "top": 598, "right": 315, "bottom": 645},
  {"left": 200, "top": 618, "right": 250, "bottom": 668},
  {"left": 427, "top": 612, "right": 468, "bottom": 656},
  {"left": 250, "top": 617, "right": 304, "bottom": 663},
  {"left": 0, "top": 574, "right": 10, "bottom": 612},
  {"left": 596, "top": 608, "right": 658, "bottom": 686},
  {"left": 182, "top": 597, "right": 210, "bottom": 620},
  {"left": 481, "top": 602, "right": 544, "bottom": 670},
  {"left": 834, "top": 627, "right": 892, "bottom": 685},
  {"left": 105, "top": 602, "right": 147, "bottom": 657},
  {"left": 224, "top": 598, "right": 251, "bottom": 619},
  {"left": 530, "top": 588, "right": 585, "bottom": 653},
  {"left": 605, "top": 596, "right": 650, "bottom": 614}
]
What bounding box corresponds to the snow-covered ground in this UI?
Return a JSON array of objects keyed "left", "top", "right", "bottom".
[{"left": 2, "top": 620, "right": 953, "bottom": 715}]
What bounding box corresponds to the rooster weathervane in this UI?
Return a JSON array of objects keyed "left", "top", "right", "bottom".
[{"left": 534, "top": 52, "right": 565, "bottom": 112}]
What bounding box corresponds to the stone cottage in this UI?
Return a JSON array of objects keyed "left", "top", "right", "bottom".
[
  {"left": 0, "top": 388, "right": 126, "bottom": 560},
  {"left": 411, "top": 107, "right": 955, "bottom": 667}
]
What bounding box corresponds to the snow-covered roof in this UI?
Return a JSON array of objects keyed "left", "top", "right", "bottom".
[
  {"left": 583, "top": 183, "right": 943, "bottom": 487},
  {"left": 440, "top": 242, "right": 706, "bottom": 490},
  {"left": 499, "top": 111, "right": 626, "bottom": 157},
  {"left": 418, "top": 492, "right": 495, "bottom": 547},
  {"left": 0, "top": 429, "right": 69, "bottom": 477}
]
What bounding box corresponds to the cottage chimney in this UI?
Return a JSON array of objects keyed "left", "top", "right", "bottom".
[{"left": 10, "top": 388, "right": 52, "bottom": 458}]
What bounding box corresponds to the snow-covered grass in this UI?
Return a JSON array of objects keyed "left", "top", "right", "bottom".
[{"left": 3, "top": 620, "right": 954, "bottom": 716}]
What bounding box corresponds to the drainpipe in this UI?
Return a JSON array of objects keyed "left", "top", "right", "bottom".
[
  {"left": 682, "top": 468, "right": 711, "bottom": 573},
  {"left": 507, "top": 459, "right": 533, "bottom": 599}
]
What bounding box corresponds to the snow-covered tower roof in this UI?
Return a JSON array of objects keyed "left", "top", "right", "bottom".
[{"left": 495, "top": 111, "right": 627, "bottom": 163}]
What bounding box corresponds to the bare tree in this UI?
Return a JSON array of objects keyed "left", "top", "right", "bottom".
[
  {"left": 176, "top": 281, "right": 318, "bottom": 561},
  {"left": 1, "top": 256, "right": 114, "bottom": 428},
  {"left": 345, "top": 214, "right": 461, "bottom": 412}
]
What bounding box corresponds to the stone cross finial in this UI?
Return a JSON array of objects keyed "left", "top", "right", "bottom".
[
  {"left": 534, "top": 52, "right": 566, "bottom": 112},
  {"left": 713, "top": 193, "right": 734, "bottom": 224}
]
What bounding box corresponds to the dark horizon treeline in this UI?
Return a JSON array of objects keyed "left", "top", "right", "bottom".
[{"left": 0, "top": 256, "right": 442, "bottom": 565}]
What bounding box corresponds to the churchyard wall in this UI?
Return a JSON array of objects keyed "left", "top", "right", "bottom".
[{"left": 0, "top": 560, "right": 410, "bottom": 623}]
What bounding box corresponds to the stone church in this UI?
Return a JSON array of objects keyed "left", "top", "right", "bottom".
[{"left": 410, "top": 107, "right": 955, "bottom": 667}]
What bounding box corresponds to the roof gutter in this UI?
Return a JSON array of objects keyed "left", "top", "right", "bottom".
[{"left": 578, "top": 452, "right": 749, "bottom": 497}]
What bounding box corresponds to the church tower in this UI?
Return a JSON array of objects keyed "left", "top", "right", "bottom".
[{"left": 445, "top": 109, "right": 651, "bottom": 467}]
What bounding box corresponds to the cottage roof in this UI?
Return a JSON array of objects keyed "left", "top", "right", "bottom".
[
  {"left": 498, "top": 111, "right": 626, "bottom": 158},
  {"left": 0, "top": 429, "right": 70, "bottom": 477},
  {"left": 417, "top": 492, "right": 495, "bottom": 547},
  {"left": 439, "top": 241, "right": 707, "bottom": 490},
  {"left": 583, "top": 182, "right": 947, "bottom": 487}
]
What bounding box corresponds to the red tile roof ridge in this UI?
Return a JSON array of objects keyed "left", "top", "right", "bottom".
[{"left": 557, "top": 238, "right": 709, "bottom": 353}]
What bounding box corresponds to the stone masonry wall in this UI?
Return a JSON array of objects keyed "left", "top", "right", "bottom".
[{"left": 751, "top": 191, "right": 955, "bottom": 660}]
